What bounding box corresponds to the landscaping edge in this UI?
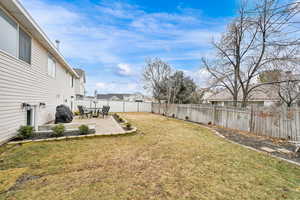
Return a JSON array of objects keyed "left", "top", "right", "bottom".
[
  {"left": 7, "top": 127, "right": 137, "bottom": 145},
  {"left": 202, "top": 125, "right": 300, "bottom": 167}
]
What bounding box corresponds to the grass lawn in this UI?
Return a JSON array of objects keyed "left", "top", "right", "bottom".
[{"left": 0, "top": 113, "right": 299, "bottom": 200}]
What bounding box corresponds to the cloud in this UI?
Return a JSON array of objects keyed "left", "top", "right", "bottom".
[
  {"left": 116, "top": 63, "right": 132, "bottom": 76},
  {"left": 96, "top": 1, "right": 143, "bottom": 19},
  {"left": 95, "top": 81, "right": 141, "bottom": 93},
  {"left": 21, "top": 0, "right": 228, "bottom": 95},
  {"left": 181, "top": 68, "right": 212, "bottom": 88}
]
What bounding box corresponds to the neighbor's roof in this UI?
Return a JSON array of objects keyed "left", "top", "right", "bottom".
[
  {"left": 207, "top": 84, "right": 280, "bottom": 102},
  {"left": 0, "top": 0, "right": 79, "bottom": 78}
]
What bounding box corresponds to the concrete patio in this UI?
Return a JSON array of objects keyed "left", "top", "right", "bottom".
[{"left": 73, "top": 116, "right": 125, "bottom": 135}]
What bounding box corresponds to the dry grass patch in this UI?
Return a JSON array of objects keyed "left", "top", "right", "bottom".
[
  {"left": 0, "top": 168, "right": 27, "bottom": 193},
  {"left": 0, "top": 113, "right": 299, "bottom": 200}
]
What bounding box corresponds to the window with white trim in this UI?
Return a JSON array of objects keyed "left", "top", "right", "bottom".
[
  {"left": 48, "top": 54, "right": 56, "bottom": 78},
  {"left": 0, "top": 7, "right": 31, "bottom": 64},
  {"left": 0, "top": 8, "right": 18, "bottom": 57}
]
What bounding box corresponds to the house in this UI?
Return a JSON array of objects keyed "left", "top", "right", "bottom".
[
  {"left": 206, "top": 71, "right": 300, "bottom": 107},
  {"left": 0, "top": 0, "right": 83, "bottom": 143},
  {"left": 97, "top": 94, "right": 125, "bottom": 101},
  {"left": 123, "top": 92, "right": 150, "bottom": 102},
  {"left": 97, "top": 93, "right": 152, "bottom": 102},
  {"left": 206, "top": 85, "right": 280, "bottom": 107},
  {"left": 74, "top": 68, "right": 86, "bottom": 100}
]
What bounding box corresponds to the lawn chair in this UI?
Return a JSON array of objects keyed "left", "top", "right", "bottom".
[
  {"left": 78, "top": 105, "right": 92, "bottom": 119},
  {"left": 94, "top": 108, "right": 101, "bottom": 118},
  {"left": 99, "top": 106, "right": 110, "bottom": 118}
]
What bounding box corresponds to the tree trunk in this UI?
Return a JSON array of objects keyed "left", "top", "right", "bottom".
[{"left": 241, "top": 95, "right": 248, "bottom": 108}]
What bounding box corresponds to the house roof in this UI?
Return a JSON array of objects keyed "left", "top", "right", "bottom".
[
  {"left": 207, "top": 84, "right": 280, "bottom": 102},
  {"left": 0, "top": 0, "right": 79, "bottom": 78}
]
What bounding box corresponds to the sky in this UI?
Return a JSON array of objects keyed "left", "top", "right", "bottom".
[{"left": 20, "top": 0, "right": 239, "bottom": 95}]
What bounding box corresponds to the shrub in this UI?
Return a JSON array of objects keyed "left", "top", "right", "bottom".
[
  {"left": 17, "top": 126, "right": 35, "bottom": 140},
  {"left": 172, "top": 114, "right": 175, "bottom": 118},
  {"left": 125, "top": 123, "right": 132, "bottom": 130},
  {"left": 113, "top": 113, "right": 119, "bottom": 120},
  {"left": 185, "top": 116, "right": 189, "bottom": 120},
  {"left": 119, "top": 117, "right": 124, "bottom": 123},
  {"left": 78, "top": 125, "right": 90, "bottom": 135},
  {"left": 113, "top": 114, "right": 124, "bottom": 123},
  {"left": 74, "top": 110, "right": 80, "bottom": 116},
  {"left": 51, "top": 124, "right": 65, "bottom": 137}
]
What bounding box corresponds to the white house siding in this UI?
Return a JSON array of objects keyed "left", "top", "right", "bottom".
[
  {"left": 75, "top": 76, "right": 85, "bottom": 97},
  {"left": 0, "top": 37, "right": 76, "bottom": 143}
]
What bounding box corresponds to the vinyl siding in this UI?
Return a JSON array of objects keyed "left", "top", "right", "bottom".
[
  {"left": 0, "top": 36, "right": 76, "bottom": 143},
  {"left": 75, "top": 76, "right": 85, "bottom": 97}
]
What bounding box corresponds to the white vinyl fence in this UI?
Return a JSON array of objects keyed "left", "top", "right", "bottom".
[
  {"left": 152, "top": 103, "right": 300, "bottom": 141},
  {"left": 75, "top": 100, "right": 152, "bottom": 113}
]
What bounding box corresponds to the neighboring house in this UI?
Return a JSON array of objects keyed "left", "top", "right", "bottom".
[
  {"left": 123, "top": 93, "right": 148, "bottom": 102},
  {"left": 97, "top": 93, "right": 152, "bottom": 102},
  {"left": 97, "top": 94, "right": 125, "bottom": 101},
  {"left": 74, "top": 68, "right": 86, "bottom": 99},
  {"left": 206, "top": 71, "right": 300, "bottom": 107},
  {"left": 206, "top": 85, "right": 280, "bottom": 107},
  {"left": 0, "top": 0, "right": 80, "bottom": 143}
]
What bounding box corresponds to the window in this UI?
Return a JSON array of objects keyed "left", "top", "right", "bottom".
[
  {"left": 19, "top": 28, "right": 31, "bottom": 64},
  {"left": 48, "top": 54, "right": 56, "bottom": 78},
  {"left": 0, "top": 8, "right": 18, "bottom": 56},
  {"left": 0, "top": 7, "right": 32, "bottom": 64}
]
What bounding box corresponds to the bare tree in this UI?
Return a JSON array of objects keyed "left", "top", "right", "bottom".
[
  {"left": 203, "top": 0, "right": 300, "bottom": 107},
  {"left": 202, "top": 0, "right": 254, "bottom": 107},
  {"left": 202, "top": 58, "right": 241, "bottom": 106},
  {"left": 142, "top": 58, "right": 172, "bottom": 103},
  {"left": 276, "top": 72, "right": 300, "bottom": 107},
  {"left": 238, "top": 0, "right": 300, "bottom": 107}
]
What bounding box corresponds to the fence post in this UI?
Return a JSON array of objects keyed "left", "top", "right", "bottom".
[
  {"left": 249, "top": 105, "right": 254, "bottom": 132},
  {"left": 213, "top": 105, "right": 217, "bottom": 125},
  {"left": 137, "top": 102, "right": 140, "bottom": 112},
  {"left": 123, "top": 101, "right": 125, "bottom": 112},
  {"left": 151, "top": 102, "right": 153, "bottom": 113}
]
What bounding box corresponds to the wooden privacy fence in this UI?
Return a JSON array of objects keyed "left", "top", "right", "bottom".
[{"left": 152, "top": 103, "right": 300, "bottom": 141}]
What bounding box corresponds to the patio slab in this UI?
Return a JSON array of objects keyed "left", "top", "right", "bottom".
[{"left": 73, "top": 116, "right": 125, "bottom": 135}]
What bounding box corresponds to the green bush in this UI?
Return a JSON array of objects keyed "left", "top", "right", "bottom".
[
  {"left": 113, "top": 113, "right": 119, "bottom": 120},
  {"left": 78, "top": 125, "right": 89, "bottom": 135},
  {"left": 119, "top": 117, "right": 124, "bottom": 123},
  {"left": 51, "top": 124, "right": 65, "bottom": 137},
  {"left": 113, "top": 114, "right": 124, "bottom": 123},
  {"left": 17, "top": 126, "right": 35, "bottom": 140},
  {"left": 125, "top": 123, "right": 132, "bottom": 130},
  {"left": 74, "top": 110, "right": 80, "bottom": 116}
]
